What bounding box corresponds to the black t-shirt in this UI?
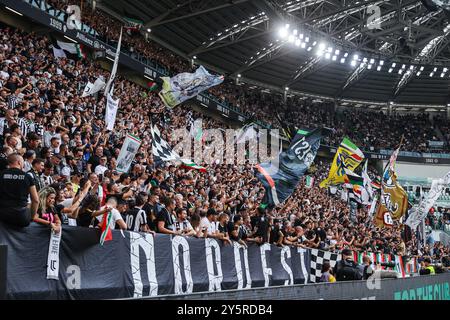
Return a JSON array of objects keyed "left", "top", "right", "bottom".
[
  {"left": 315, "top": 227, "right": 327, "bottom": 242},
  {"left": 88, "top": 155, "right": 101, "bottom": 171},
  {"left": 270, "top": 226, "right": 282, "bottom": 244},
  {"left": 77, "top": 208, "right": 95, "bottom": 227},
  {"left": 217, "top": 222, "right": 230, "bottom": 236},
  {"left": 228, "top": 222, "right": 244, "bottom": 241},
  {"left": 142, "top": 202, "right": 157, "bottom": 231},
  {"left": 156, "top": 207, "right": 174, "bottom": 231},
  {"left": 0, "top": 168, "right": 35, "bottom": 208},
  {"left": 254, "top": 215, "right": 269, "bottom": 242}
]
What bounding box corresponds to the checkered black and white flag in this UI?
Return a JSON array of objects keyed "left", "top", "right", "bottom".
[
  {"left": 309, "top": 249, "right": 341, "bottom": 283},
  {"left": 150, "top": 125, "right": 180, "bottom": 163}
]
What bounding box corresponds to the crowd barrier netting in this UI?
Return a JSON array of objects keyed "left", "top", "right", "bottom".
[{"left": 0, "top": 222, "right": 421, "bottom": 299}]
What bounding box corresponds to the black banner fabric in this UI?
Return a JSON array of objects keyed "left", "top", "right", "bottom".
[{"left": 0, "top": 223, "right": 310, "bottom": 299}]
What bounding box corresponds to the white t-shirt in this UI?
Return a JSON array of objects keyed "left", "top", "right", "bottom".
[
  {"left": 94, "top": 164, "right": 108, "bottom": 176},
  {"left": 96, "top": 207, "right": 123, "bottom": 230},
  {"left": 200, "top": 217, "right": 218, "bottom": 235},
  {"left": 171, "top": 219, "right": 193, "bottom": 232}
]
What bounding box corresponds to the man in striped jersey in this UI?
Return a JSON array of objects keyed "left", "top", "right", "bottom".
[
  {"left": 17, "top": 110, "right": 35, "bottom": 138},
  {"left": 124, "top": 193, "right": 151, "bottom": 233}
]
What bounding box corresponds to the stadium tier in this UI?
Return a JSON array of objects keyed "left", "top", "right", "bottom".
[{"left": 0, "top": 0, "right": 449, "bottom": 302}]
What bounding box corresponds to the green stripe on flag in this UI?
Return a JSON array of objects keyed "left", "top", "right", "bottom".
[
  {"left": 342, "top": 137, "right": 358, "bottom": 151},
  {"left": 297, "top": 129, "right": 310, "bottom": 135}
]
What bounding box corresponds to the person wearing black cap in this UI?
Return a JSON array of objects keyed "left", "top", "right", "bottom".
[{"left": 333, "top": 248, "right": 362, "bottom": 281}]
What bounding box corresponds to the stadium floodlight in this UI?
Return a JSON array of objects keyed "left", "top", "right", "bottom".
[
  {"left": 370, "top": 58, "right": 375, "bottom": 64},
  {"left": 312, "top": 41, "right": 317, "bottom": 46},
  {"left": 398, "top": 69, "right": 403, "bottom": 74},
  {"left": 340, "top": 58, "right": 346, "bottom": 63},
  {"left": 409, "top": 65, "right": 414, "bottom": 70},
  {"left": 402, "top": 64, "right": 406, "bottom": 69},
  {"left": 332, "top": 55, "right": 337, "bottom": 61},
  {"left": 433, "top": 67, "right": 438, "bottom": 72},
  {"left": 430, "top": 72, "right": 434, "bottom": 77},
  {"left": 335, "top": 49, "right": 340, "bottom": 55},
  {"left": 363, "top": 57, "right": 368, "bottom": 63},
  {"left": 327, "top": 47, "right": 333, "bottom": 53},
  {"left": 305, "top": 37, "right": 309, "bottom": 42},
  {"left": 293, "top": 29, "right": 298, "bottom": 35},
  {"left": 420, "top": 66, "right": 424, "bottom": 71},
  {"left": 379, "top": 60, "right": 384, "bottom": 65},
  {"left": 444, "top": 67, "right": 448, "bottom": 73},
  {"left": 279, "top": 27, "right": 288, "bottom": 38},
  {"left": 307, "top": 47, "right": 312, "bottom": 51},
  {"left": 301, "top": 42, "right": 306, "bottom": 48},
  {"left": 237, "top": 74, "right": 242, "bottom": 78},
  {"left": 285, "top": 24, "right": 290, "bottom": 29},
  {"left": 441, "top": 73, "right": 445, "bottom": 78},
  {"left": 288, "top": 35, "right": 295, "bottom": 43},
  {"left": 416, "top": 71, "right": 421, "bottom": 76},
  {"left": 295, "top": 39, "right": 301, "bottom": 46},
  {"left": 391, "top": 62, "right": 396, "bottom": 67},
  {"left": 193, "top": 56, "right": 197, "bottom": 59},
  {"left": 319, "top": 43, "right": 326, "bottom": 50},
  {"left": 325, "top": 52, "right": 331, "bottom": 59},
  {"left": 147, "top": 28, "right": 152, "bottom": 33},
  {"left": 388, "top": 68, "right": 393, "bottom": 73},
  {"left": 377, "top": 66, "right": 382, "bottom": 71},
  {"left": 367, "top": 64, "right": 372, "bottom": 69},
  {"left": 317, "top": 50, "right": 324, "bottom": 57},
  {"left": 285, "top": 87, "right": 289, "bottom": 91},
  {"left": 344, "top": 52, "right": 349, "bottom": 57},
  {"left": 353, "top": 54, "right": 359, "bottom": 60},
  {"left": 299, "top": 34, "right": 304, "bottom": 39},
  {"left": 351, "top": 60, "right": 357, "bottom": 67}
]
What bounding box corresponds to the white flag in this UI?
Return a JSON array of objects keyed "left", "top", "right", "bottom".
[
  {"left": 81, "top": 76, "right": 105, "bottom": 97},
  {"left": 105, "top": 93, "right": 120, "bottom": 131},
  {"left": 52, "top": 46, "right": 66, "bottom": 59},
  {"left": 81, "top": 81, "right": 94, "bottom": 97},
  {"left": 405, "top": 170, "right": 450, "bottom": 230},
  {"left": 362, "top": 160, "right": 374, "bottom": 201},
  {"left": 104, "top": 27, "right": 122, "bottom": 96}
]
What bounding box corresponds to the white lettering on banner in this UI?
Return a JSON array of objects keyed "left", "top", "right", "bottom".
[
  {"left": 281, "top": 246, "right": 294, "bottom": 286},
  {"left": 233, "top": 242, "right": 252, "bottom": 289},
  {"left": 49, "top": 17, "right": 63, "bottom": 31},
  {"left": 260, "top": 243, "right": 272, "bottom": 287},
  {"left": 129, "top": 232, "right": 158, "bottom": 297},
  {"left": 144, "top": 67, "right": 156, "bottom": 79},
  {"left": 298, "top": 248, "right": 309, "bottom": 284},
  {"left": 172, "top": 236, "right": 193, "bottom": 294},
  {"left": 66, "top": 265, "right": 81, "bottom": 289},
  {"left": 75, "top": 32, "right": 93, "bottom": 47},
  {"left": 46, "top": 230, "right": 62, "bottom": 280},
  {"left": 205, "top": 238, "right": 223, "bottom": 291}
]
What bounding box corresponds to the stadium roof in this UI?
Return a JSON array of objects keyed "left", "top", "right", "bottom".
[{"left": 100, "top": 0, "right": 450, "bottom": 106}]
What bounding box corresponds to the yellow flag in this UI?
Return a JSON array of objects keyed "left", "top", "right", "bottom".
[{"left": 320, "top": 137, "right": 364, "bottom": 188}]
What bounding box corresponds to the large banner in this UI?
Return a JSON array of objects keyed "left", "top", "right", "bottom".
[
  {"left": 159, "top": 65, "right": 224, "bottom": 108},
  {"left": 405, "top": 170, "right": 450, "bottom": 230},
  {"left": 116, "top": 134, "right": 142, "bottom": 173},
  {"left": 255, "top": 129, "right": 322, "bottom": 207},
  {"left": 0, "top": 223, "right": 310, "bottom": 299}
]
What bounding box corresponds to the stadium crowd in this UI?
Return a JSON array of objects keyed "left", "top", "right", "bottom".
[
  {"left": 44, "top": 0, "right": 447, "bottom": 153},
  {"left": 0, "top": 7, "right": 449, "bottom": 275}
]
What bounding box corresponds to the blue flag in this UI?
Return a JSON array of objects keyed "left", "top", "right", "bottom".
[
  {"left": 255, "top": 129, "right": 322, "bottom": 208},
  {"left": 159, "top": 65, "right": 224, "bottom": 108}
]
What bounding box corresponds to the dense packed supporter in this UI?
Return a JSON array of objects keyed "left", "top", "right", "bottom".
[{"left": 0, "top": 0, "right": 449, "bottom": 297}]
